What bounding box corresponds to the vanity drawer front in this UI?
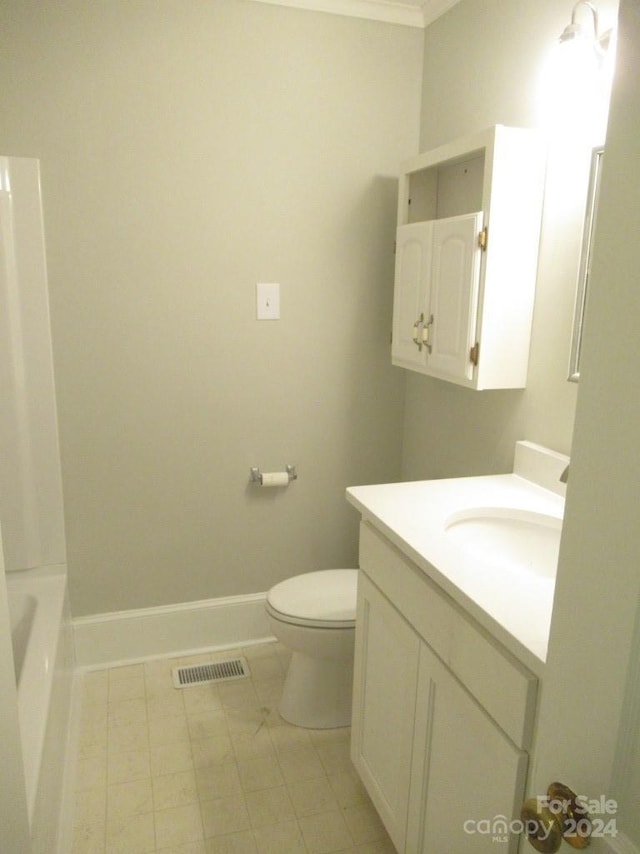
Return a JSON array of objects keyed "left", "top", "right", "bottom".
[{"left": 358, "top": 521, "right": 537, "bottom": 749}]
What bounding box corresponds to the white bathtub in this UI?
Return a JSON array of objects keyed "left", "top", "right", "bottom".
[{"left": 6, "top": 565, "right": 74, "bottom": 851}]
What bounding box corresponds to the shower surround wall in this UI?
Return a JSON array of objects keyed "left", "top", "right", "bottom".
[
  {"left": 0, "top": 157, "right": 73, "bottom": 852},
  {"left": 0, "top": 157, "right": 66, "bottom": 573},
  {"left": 0, "top": 0, "right": 421, "bottom": 619}
]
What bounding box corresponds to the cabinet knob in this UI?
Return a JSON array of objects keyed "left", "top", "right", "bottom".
[{"left": 521, "top": 783, "right": 592, "bottom": 851}]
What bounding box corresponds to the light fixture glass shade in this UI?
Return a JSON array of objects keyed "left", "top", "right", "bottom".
[{"left": 559, "top": 21, "right": 586, "bottom": 43}]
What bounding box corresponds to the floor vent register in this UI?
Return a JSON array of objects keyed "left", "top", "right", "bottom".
[{"left": 172, "top": 657, "right": 250, "bottom": 688}]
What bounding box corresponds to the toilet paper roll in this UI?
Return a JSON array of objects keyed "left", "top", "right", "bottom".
[{"left": 260, "top": 472, "right": 290, "bottom": 487}]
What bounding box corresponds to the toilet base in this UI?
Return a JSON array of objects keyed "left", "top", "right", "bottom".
[{"left": 278, "top": 651, "right": 354, "bottom": 729}]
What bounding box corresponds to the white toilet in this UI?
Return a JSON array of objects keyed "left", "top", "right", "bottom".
[{"left": 265, "top": 569, "right": 358, "bottom": 729}]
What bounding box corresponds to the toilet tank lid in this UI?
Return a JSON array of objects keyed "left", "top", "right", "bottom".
[{"left": 267, "top": 569, "right": 358, "bottom": 622}]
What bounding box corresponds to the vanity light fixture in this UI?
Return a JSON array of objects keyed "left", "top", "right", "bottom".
[
  {"left": 559, "top": 1, "right": 612, "bottom": 59},
  {"left": 540, "top": 0, "right": 616, "bottom": 140}
]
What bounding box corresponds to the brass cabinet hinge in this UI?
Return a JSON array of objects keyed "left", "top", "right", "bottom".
[
  {"left": 470, "top": 342, "right": 480, "bottom": 365},
  {"left": 478, "top": 227, "right": 488, "bottom": 251}
]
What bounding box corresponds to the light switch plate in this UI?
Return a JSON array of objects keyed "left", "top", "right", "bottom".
[{"left": 256, "top": 282, "right": 280, "bottom": 320}]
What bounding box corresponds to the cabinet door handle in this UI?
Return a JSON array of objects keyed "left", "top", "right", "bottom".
[
  {"left": 423, "top": 314, "right": 434, "bottom": 354},
  {"left": 413, "top": 314, "right": 434, "bottom": 353},
  {"left": 412, "top": 313, "right": 425, "bottom": 351}
]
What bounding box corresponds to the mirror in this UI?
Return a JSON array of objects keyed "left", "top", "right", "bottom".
[{"left": 569, "top": 145, "right": 604, "bottom": 382}]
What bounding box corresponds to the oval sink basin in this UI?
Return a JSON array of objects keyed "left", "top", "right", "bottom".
[{"left": 445, "top": 507, "right": 562, "bottom": 579}]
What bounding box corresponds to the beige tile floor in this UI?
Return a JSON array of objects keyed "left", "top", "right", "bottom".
[{"left": 71, "top": 641, "right": 396, "bottom": 854}]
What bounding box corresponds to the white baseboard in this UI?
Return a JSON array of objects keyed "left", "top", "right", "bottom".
[{"left": 73, "top": 592, "right": 273, "bottom": 668}]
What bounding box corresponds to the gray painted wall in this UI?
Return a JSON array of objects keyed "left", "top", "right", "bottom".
[{"left": 0, "top": 1, "right": 422, "bottom": 615}]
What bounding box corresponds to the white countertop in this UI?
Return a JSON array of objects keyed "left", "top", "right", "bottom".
[{"left": 346, "top": 471, "right": 565, "bottom": 675}]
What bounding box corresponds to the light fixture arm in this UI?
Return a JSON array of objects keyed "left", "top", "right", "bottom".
[
  {"left": 560, "top": 0, "right": 611, "bottom": 54},
  {"left": 570, "top": 0, "right": 600, "bottom": 35}
]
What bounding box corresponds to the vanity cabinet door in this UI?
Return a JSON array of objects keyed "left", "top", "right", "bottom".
[
  {"left": 351, "top": 572, "right": 420, "bottom": 853},
  {"left": 407, "top": 641, "right": 528, "bottom": 854}
]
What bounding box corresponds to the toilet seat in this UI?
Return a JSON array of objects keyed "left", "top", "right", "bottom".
[{"left": 266, "top": 569, "right": 358, "bottom": 629}]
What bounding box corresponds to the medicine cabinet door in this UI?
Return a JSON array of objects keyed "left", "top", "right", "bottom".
[
  {"left": 391, "top": 222, "right": 433, "bottom": 372},
  {"left": 427, "top": 212, "right": 484, "bottom": 383}
]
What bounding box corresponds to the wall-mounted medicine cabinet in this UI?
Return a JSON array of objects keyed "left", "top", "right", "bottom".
[{"left": 392, "top": 125, "right": 546, "bottom": 390}]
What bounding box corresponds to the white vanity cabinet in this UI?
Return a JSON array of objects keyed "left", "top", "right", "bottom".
[
  {"left": 351, "top": 523, "right": 536, "bottom": 853},
  {"left": 392, "top": 125, "right": 545, "bottom": 389}
]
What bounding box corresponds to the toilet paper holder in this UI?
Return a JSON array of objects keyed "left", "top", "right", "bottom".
[{"left": 250, "top": 465, "right": 297, "bottom": 485}]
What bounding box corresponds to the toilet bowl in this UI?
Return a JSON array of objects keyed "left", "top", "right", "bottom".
[{"left": 265, "top": 569, "right": 358, "bottom": 729}]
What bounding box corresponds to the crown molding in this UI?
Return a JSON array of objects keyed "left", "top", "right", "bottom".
[
  {"left": 246, "top": 0, "right": 463, "bottom": 29},
  {"left": 421, "top": 0, "right": 463, "bottom": 27}
]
